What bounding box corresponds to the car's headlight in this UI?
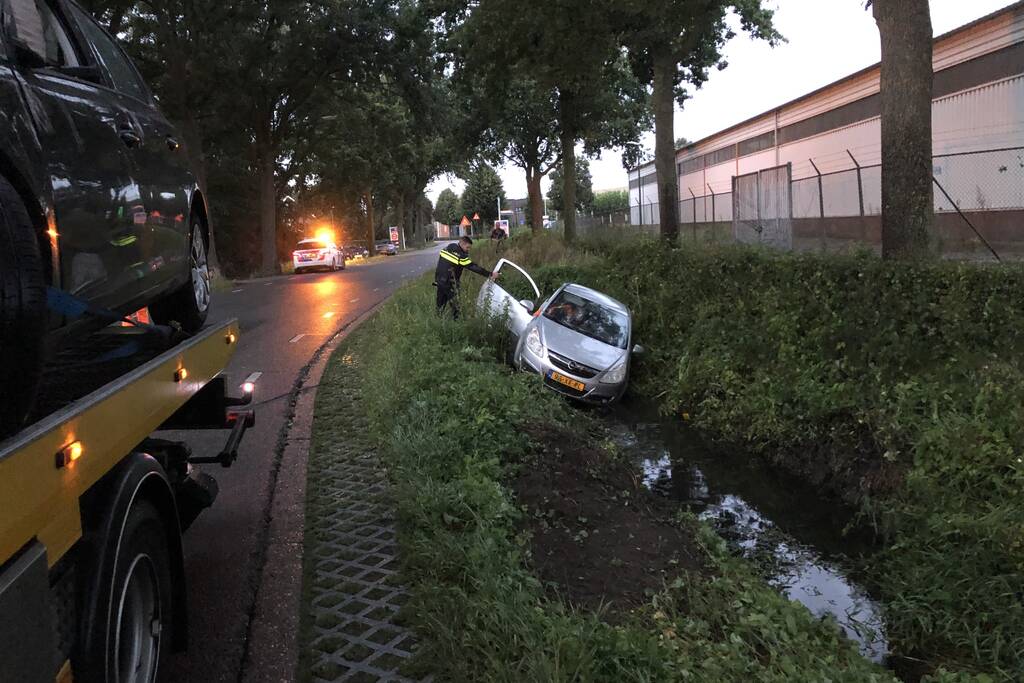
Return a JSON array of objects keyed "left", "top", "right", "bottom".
[
  {"left": 601, "top": 356, "right": 628, "bottom": 384},
  {"left": 526, "top": 327, "right": 545, "bottom": 357}
]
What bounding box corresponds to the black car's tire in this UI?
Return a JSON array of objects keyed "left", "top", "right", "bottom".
[
  {"left": 0, "top": 175, "right": 46, "bottom": 439},
  {"left": 77, "top": 500, "right": 173, "bottom": 683},
  {"left": 149, "top": 221, "right": 210, "bottom": 334}
]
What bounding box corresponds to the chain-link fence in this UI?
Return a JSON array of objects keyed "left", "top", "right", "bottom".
[{"left": 589, "top": 147, "right": 1024, "bottom": 260}]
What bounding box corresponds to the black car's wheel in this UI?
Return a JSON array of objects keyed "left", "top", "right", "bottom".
[
  {"left": 78, "top": 500, "right": 172, "bottom": 683},
  {"left": 149, "top": 221, "right": 210, "bottom": 334},
  {"left": 0, "top": 175, "right": 46, "bottom": 439}
]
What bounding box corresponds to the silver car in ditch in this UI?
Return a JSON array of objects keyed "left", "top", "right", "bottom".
[{"left": 478, "top": 259, "right": 642, "bottom": 404}]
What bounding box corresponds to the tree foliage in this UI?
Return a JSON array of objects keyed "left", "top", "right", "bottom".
[
  {"left": 460, "top": 163, "right": 505, "bottom": 226},
  {"left": 548, "top": 159, "right": 595, "bottom": 213},
  {"left": 434, "top": 188, "right": 462, "bottom": 226},
  {"left": 593, "top": 189, "right": 630, "bottom": 213}
]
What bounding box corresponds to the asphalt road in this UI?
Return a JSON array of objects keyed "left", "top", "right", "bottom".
[{"left": 161, "top": 244, "right": 443, "bottom": 682}]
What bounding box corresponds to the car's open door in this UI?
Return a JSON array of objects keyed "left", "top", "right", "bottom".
[{"left": 477, "top": 258, "right": 540, "bottom": 337}]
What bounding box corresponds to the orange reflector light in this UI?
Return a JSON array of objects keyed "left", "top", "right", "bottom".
[
  {"left": 226, "top": 333, "right": 237, "bottom": 344},
  {"left": 174, "top": 368, "right": 188, "bottom": 382},
  {"left": 55, "top": 441, "right": 83, "bottom": 469},
  {"left": 242, "top": 382, "right": 255, "bottom": 394}
]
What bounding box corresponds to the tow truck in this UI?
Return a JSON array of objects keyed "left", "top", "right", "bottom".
[{"left": 0, "top": 316, "right": 254, "bottom": 683}]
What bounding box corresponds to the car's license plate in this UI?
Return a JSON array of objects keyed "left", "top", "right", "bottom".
[
  {"left": 549, "top": 371, "right": 585, "bottom": 392},
  {"left": 299, "top": 255, "right": 313, "bottom": 261}
]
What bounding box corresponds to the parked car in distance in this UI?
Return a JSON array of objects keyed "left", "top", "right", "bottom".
[
  {"left": 478, "top": 259, "right": 643, "bottom": 404},
  {"left": 1, "top": 0, "right": 212, "bottom": 437},
  {"left": 292, "top": 239, "right": 344, "bottom": 273},
  {"left": 375, "top": 241, "right": 398, "bottom": 256},
  {"left": 344, "top": 245, "right": 369, "bottom": 260}
]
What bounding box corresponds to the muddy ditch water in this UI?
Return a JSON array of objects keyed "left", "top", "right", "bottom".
[{"left": 606, "top": 399, "right": 889, "bottom": 663}]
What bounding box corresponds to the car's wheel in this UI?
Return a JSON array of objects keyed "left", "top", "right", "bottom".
[
  {"left": 294, "top": 266, "right": 303, "bottom": 275},
  {"left": 0, "top": 175, "right": 46, "bottom": 439},
  {"left": 77, "top": 500, "right": 172, "bottom": 683},
  {"left": 149, "top": 221, "right": 209, "bottom": 334}
]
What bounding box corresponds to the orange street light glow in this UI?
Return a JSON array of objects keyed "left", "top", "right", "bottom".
[{"left": 315, "top": 227, "right": 335, "bottom": 244}]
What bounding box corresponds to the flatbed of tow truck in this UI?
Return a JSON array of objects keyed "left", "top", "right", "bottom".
[{"left": 0, "top": 318, "right": 253, "bottom": 683}]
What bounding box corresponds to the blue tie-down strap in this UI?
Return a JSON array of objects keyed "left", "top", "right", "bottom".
[{"left": 45, "top": 287, "right": 182, "bottom": 344}]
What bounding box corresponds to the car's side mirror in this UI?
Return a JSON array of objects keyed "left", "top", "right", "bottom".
[
  {"left": 519, "top": 299, "right": 534, "bottom": 312},
  {"left": 632, "top": 344, "right": 645, "bottom": 355},
  {"left": 5, "top": 0, "right": 48, "bottom": 67}
]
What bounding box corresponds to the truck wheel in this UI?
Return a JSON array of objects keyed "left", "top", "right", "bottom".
[
  {"left": 149, "top": 221, "right": 210, "bottom": 334},
  {"left": 79, "top": 500, "right": 173, "bottom": 683},
  {"left": 0, "top": 175, "right": 46, "bottom": 438}
]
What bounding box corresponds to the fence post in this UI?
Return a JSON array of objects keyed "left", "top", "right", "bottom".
[
  {"left": 808, "top": 158, "right": 824, "bottom": 218},
  {"left": 689, "top": 188, "right": 698, "bottom": 241},
  {"left": 847, "top": 149, "right": 864, "bottom": 217}
]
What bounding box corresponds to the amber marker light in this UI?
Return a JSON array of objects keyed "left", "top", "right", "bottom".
[
  {"left": 55, "top": 441, "right": 83, "bottom": 469},
  {"left": 174, "top": 367, "right": 188, "bottom": 382},
  {"left": 226, "top": 332, "right": 237, "bottom": 344}
]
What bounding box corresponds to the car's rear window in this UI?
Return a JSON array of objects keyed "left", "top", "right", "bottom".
[
  {"left": 543, "top": 290, "right": 628, "bottom": 349},
  {"left": 298, "top": 241, "right": 327, "bottom": 250}
]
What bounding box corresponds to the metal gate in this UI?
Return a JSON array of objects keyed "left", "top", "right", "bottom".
[{"left": 732, "top": 163, "right": 792, "bottom": 250}]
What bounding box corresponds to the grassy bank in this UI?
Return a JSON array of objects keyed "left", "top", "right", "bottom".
[
  {"left": 473, "top": 233, "right": 1024, "bottom": 680},
  {"left": 305, "top": 279, "right": 891, "bottom": 681}
]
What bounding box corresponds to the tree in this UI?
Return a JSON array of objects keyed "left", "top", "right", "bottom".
[
  {"left": 434, "top": 188, "right": 462, "bottom": 226},
  {"left": 460, "top": 163, "right": 505, "bottom": 226},
  {"left": 872, "top": 0, "right": 933, "bottom": 259},
  {"left": 593, "top": 189, "right": 630, "bottom": 213},
  {"left": 618, "top": 1, "right": 780, "bottom": 241},
  {"left": 548, "top": 158, "right": 594, "bottom": 213},
  {"left": 452, "top": 1, "right": 649, "bottom": 242}
]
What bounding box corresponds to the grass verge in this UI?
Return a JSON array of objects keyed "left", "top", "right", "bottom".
[
  {"left": 302, "top": 275, "right": 892, "bottom": 681},
  {"left": 468, "top": 232, "right": 1024, "bottom": 681}
]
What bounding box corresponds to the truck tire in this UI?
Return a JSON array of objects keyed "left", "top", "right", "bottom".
[
  {"left": 149, "top": 220, "right": 210, "bottom": 334},
  {"left": 77, "top": 499, "right": 173, "bottom": 683},
  {"left": 0, "top": 175, "right": 46, "bottom": 439}
]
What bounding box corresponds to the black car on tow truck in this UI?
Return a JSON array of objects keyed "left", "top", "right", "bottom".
[{"left": 1, "top": 0, "right": 212, "bottom": 438}]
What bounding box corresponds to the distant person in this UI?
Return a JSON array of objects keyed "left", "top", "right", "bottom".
[{"left": 434, "top": 236, "right": 497, "bottom": 319}]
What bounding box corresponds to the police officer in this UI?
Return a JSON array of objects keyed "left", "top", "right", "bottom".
[{"left": 434, "top": 236, "right": 496, "bottom": 319}]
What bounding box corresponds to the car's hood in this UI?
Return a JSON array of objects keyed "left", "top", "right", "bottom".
[{"left": 538, "top": 318, "right": 625, "bottom": 371}]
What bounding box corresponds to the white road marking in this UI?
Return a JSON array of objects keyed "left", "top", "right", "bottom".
[
  {"left": 373, "top": 288, "right": 379, "bottom": 292},
  {"left": 241, "top": 371, "right": 262, "bottom": 387},
  {"left": 350, "top": 298, "right": 359, "bottom": 303},
  {"left": 289, "top": 334, "right": 305, "bottom": 343},
  {"left": 265, "top": 282, "right": 273, "bottom": 286},
  {"left": 232, "top": 288, "right": 243, "bottom": 293}
]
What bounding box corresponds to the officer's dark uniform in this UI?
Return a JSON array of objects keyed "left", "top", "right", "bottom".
[{"left": 434, "top": 240, "right": 490, "bottom": 318}]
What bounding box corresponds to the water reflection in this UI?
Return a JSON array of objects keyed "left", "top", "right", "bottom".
[{"left": 611, "top": 406, "right": 888, "bottom": 662}]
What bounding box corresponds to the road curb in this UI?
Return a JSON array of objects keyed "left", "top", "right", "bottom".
[{"left": 240, "top": 297, "right": 391, "bottom": 683}]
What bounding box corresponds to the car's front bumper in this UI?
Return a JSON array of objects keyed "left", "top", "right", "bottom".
[{"left": 518, "top": 344, "right": 625, "bottom": 404}]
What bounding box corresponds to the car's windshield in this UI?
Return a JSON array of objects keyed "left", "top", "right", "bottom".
[
  {"left": 298, "top": 241, "right": 327, "bottom": 250},
  {"left": 543, "top": 290, "right": 628, "bottom": 349}
]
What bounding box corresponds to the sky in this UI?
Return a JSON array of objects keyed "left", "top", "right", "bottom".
[{"left": 426, "top": 0, "right": 1015, "bottom": 206}]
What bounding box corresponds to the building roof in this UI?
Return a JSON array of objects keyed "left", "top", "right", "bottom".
[{"left": 634, "top": 0, "right": 1024, "bottom": 173}]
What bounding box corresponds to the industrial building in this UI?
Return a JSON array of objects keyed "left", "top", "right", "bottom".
[{"left": 627, "top": 2, "right": 1024, "bottom": 255}]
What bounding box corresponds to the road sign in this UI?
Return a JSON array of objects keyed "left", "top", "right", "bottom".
[
  {"left": 472, "top": 212, "right": 480, "bottom": 220},
  {"left": 460, "top": 215, "right": 471, "bottom": 227},
  {"left": 389, "top": 226, "right": 400, "bottom": 243}
]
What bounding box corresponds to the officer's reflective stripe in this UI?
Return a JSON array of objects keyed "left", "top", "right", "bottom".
[
  {"left": 458, "top": 257, "right": 472, "bottom": 266},
  {"left": 440, "top": 250, "right": 461, "bottom": 264}
]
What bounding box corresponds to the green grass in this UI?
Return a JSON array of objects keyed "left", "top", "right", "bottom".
[
  {"left": 467, "top": 232, "right": 1024, "bottom": 681},
  {"left": 301, "top": 273, "right": 892, "bottom": 682}
]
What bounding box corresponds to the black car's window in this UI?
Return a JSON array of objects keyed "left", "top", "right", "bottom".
[
  {"left": 543, "top": 290, "right": 629, "bottom": 349},
  {"left": 37, "top": 1, "right": 80, "bottom": 67},
  {"left": 68, "top": 5, "right": 148, "bottom": 101}
]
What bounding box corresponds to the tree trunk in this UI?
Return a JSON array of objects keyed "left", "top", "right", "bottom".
[
  {"left": 653, "top": 48, "right": 680, "bottom": 243},
  {"left": 558, "top": 93, "right": 577, "bottom": 242},
  {"left": 526, "top": 168, "right": 544, "bottom": 233},
  {"left": 364, "top": 189, "right": 375, "bottom": 258},
  {"left": 257, "top": 144, "right": 277, "bottom": 276},
  {"left": 874, "top": 0, "right": 933, "bottom": 259}
]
